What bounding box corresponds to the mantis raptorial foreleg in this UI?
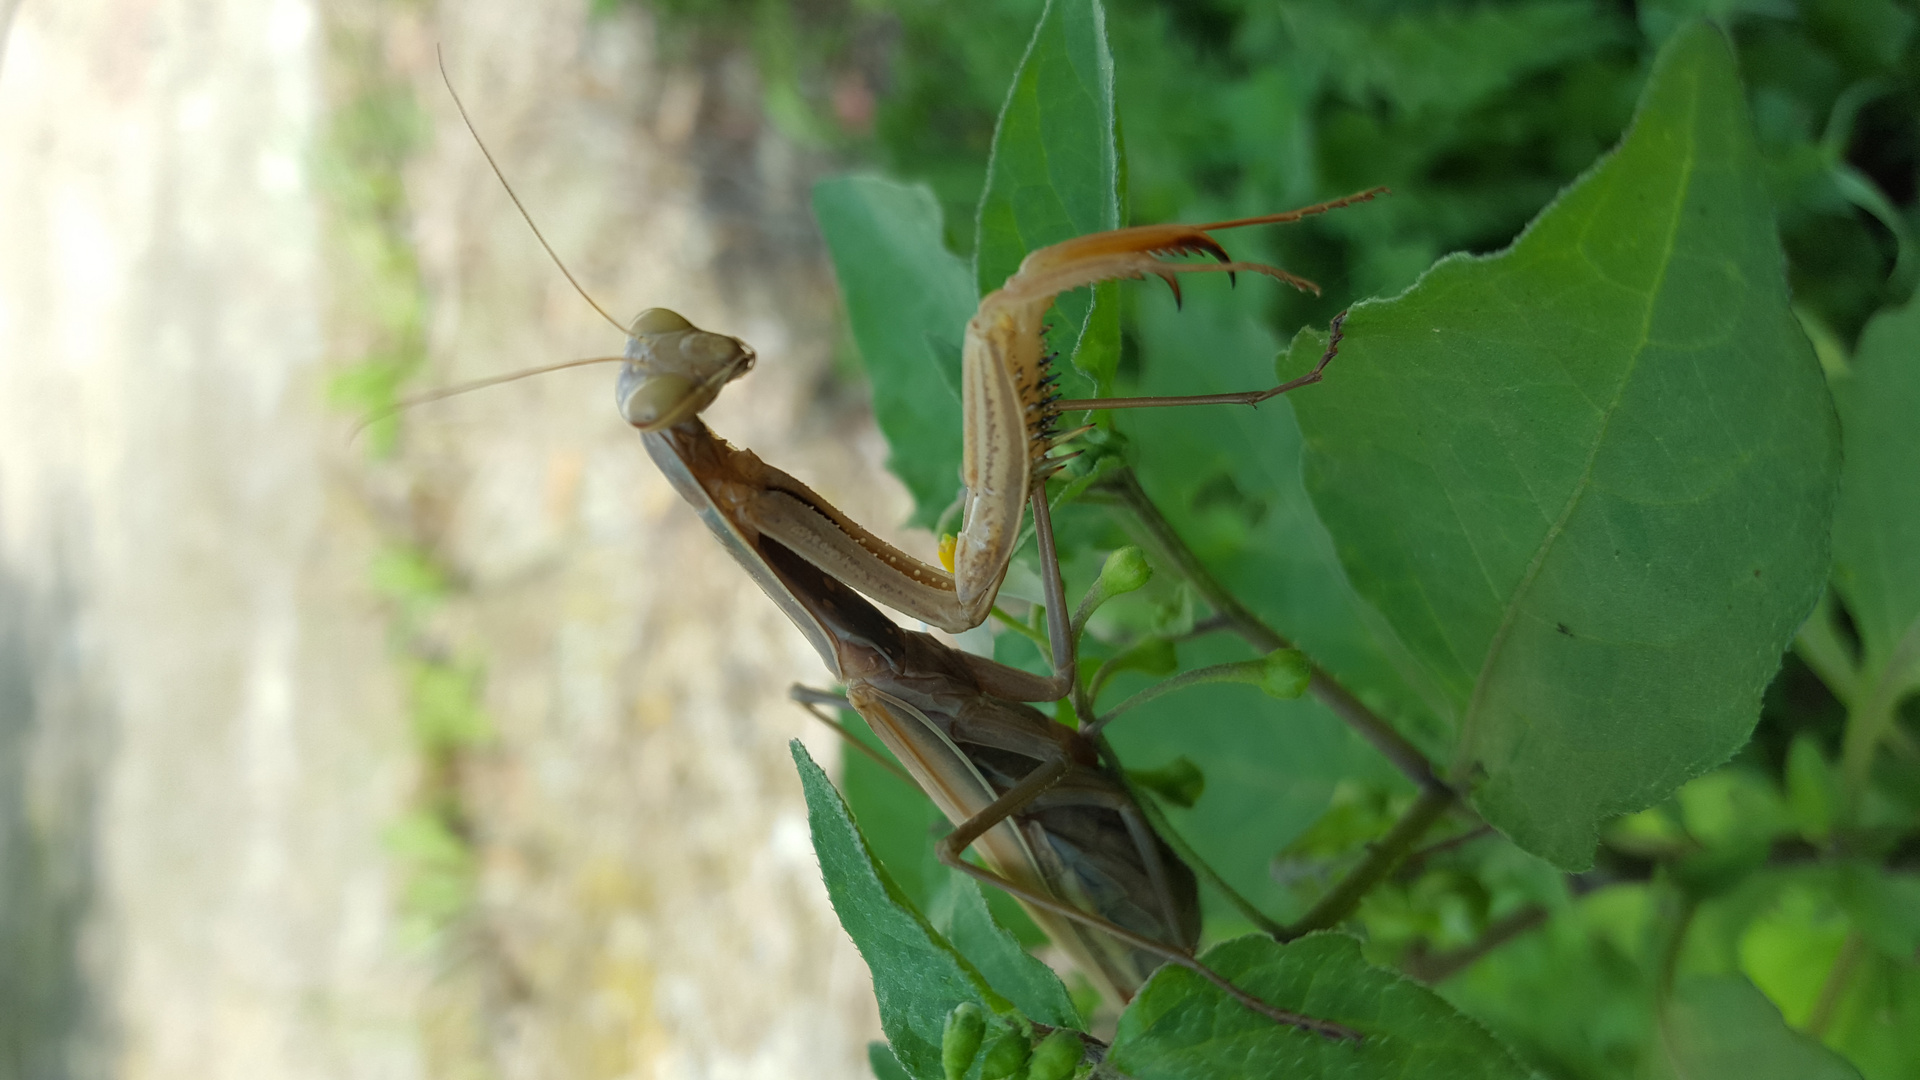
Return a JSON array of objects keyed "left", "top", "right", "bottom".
[{"left": 947, "top": 189, "right": 1386, "bottom": 631}]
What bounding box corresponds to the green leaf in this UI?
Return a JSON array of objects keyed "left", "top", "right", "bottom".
[
  {"left": 974, "top": 0, "right": 1121, "bottom": 387},
  {"left": 870, "top": 1042, "right": 912, "bottom": 1080},
  {"left": 1830, "top": 292, "right": 1920, "bottom": 790},
  {"left": 933, "top": 878, "right": 1081, "bottom": 1030},
  {"left": 814, "top": 176, "right": 975, "bottom": 527},
  {"left": 1653, "top": 976, "right": 1862, "bottom": 1080},
  {"left": 791, "top": 741, "right": 1011, "bottom": 1080},
  {"left": 1108, "top": 933, "right": 1531, "bottom": 1080},
  {"left": 1294, "top": 22, "right": 1841, "bottom": 869}
]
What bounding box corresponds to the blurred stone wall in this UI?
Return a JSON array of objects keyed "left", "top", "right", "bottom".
[{"left": 0, "top": 0, "right": 905, "bottom": 1076}]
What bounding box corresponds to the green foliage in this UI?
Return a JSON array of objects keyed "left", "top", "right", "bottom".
[
  {"left": 1023, "top": 1030, "right": 1083, "bottom": 1080},
  {"left": 315, "top": 42, "right": 431, "bottom": 455},
  {"left": 932, "top": 879, "right": 1082, "bottom": 1029},
  {"left": 637, "top": 0, "right": 1917, "bottom": 1075},
  {"left": 799, "top": 744, "right": 1514, "bottom": 1080}
]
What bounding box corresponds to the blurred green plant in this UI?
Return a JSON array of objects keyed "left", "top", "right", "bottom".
[
  {"left": 315, "top": 20, "right": 489, "bottom": 954},
  {"left": 619, "top": 0, "right": 1915, "bottom": 1076}
]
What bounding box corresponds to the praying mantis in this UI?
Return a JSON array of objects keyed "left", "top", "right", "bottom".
[
  {"left": 622, "top": 308, "right": 1354, "bottom": 1040},
  {"left": 422, "top": 54, "right": 1379, "bottom": 1041}
]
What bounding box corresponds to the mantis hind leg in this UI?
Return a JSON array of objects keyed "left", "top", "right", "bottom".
[{"left": 935, "top": 757, "right": 1360, "bottom": 1041}]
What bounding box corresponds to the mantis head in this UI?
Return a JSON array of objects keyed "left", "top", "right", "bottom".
[{"left": 617, "top": 308, "right": 757, "bottom": 431}]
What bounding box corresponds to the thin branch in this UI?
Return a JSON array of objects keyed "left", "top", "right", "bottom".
[
  {"left": 1807, "top": 932, "right": 1865, "bottom": 1039},
  {"left": 1281, "top": 784, "right": 1455, "bottom": 939},
  {"left": 1654, "top": 895, "right": 1698, "bottom": 1004},
  {"left": 1401, "top": 904, "right": 1550, "bottom": 984},
  {"left": 1395, "top": 825, "right": 1496, "bottom": 883}
]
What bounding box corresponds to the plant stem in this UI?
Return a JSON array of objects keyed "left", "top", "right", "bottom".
[
  {"left": 1394, "top": 825, "right": 1495, "bottom": 883},
  {"left": 1807, "top": 932, "right": 1864, "bottom": 1039},
  {"left": 1841, "top": 620, "right": 1920, "bottom": 823},
  {"left": 1655, "top": 893, "right": 1698, "bottom": 1005},
  {"left": 1087, "top": 656, "right": 1287, "bottom": 738},
  {"left": 1095, "top": 467, "right": 1446, "bottom": 791},
  {"left": 1281, "top": 783, "right": 1455, "bottom": 939},
  {"left": 1401, "top": 903, "right": 1550, "bottom": 984}
]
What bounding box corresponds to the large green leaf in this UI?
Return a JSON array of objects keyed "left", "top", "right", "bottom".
[
  {"left": 1828, "top": 293, "right": 1920, "bottom": 786},
  {"left": 791, "top": 742, "right": 1012, "bottom": 1079},
  {"left": 1293, "top": 22, "right": 1840, "bottom": 868},
  {"left": 1108, "top": 933, "right": 1531, "bottom": 1080},
  {"left": 1652, "top": 977, "right": 1861, "bottom": 1080},
  {"left": 813, "top": 176, "right": 974, "bottom": 527},
  {"left": 974, "top": 0, "right": 1121, "bottom": 388}
]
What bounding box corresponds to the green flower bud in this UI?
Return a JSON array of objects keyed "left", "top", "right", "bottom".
[
  {"left": 978, "top": 1026, "right": 1030, "bottom": 1080},
  {"left": 1095, "top": 546, "right": 1152, "bottom": 597},
  {"left": 1024, "top": 1031, "right": 1084, "bottom": 1080},
  {"left": 1257, "top": 648, "right": 1310, "bottom": 699},
  {"left": 942, "top": 1002, "right": 986, "bottom": 1080}
]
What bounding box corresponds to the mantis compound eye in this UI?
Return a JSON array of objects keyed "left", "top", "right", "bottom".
[
  {"left": 628, "top": 307, "right": 693, "bottom": 336},
  {"left": 617, "top": 370, "right": 698, "bottom": 431}
]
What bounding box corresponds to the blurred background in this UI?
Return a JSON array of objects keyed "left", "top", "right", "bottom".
[{"left": 1, "top": 0, "right": 1914, "bottom": 1078}]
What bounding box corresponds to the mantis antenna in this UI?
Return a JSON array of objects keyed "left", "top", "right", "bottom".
[
  {"left": 436, "top": 45, "right": 630, "bottom": 338},
  {"left": 349, "top": 50, "right": 642, "bottom": 443},
  {"left": 349, "top": 354, "right": 630, "bottom": 441}
]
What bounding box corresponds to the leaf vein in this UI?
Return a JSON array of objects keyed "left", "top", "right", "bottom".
[{"left": 1452, "top": 64, "right": 1703, "bottom": 775}]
